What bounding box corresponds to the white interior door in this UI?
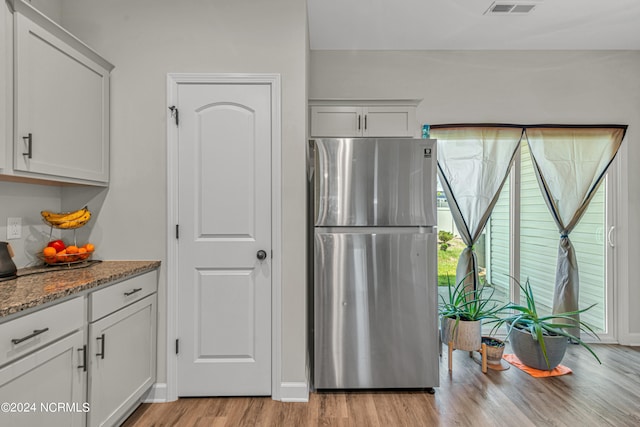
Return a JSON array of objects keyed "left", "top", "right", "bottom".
[{"left": 176, "top": 82, "right": 272, "bottom": 396}]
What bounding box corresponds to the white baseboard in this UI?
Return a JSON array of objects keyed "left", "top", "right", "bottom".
[
  {"left": 279, "top": 382, "right": 309, "bottom": 402},
  {"left": 143, "top": 383, "right": 171, "bottom": 403},
  {"left": 144, "top": 382, "right": 307, "bottom": 403},
  {"left": 619, "top": 332, "right": 640, "bottom": 346}
]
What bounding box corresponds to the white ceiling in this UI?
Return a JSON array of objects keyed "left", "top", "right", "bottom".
[{"left": 307, "top": 0, "right": 640, "bottom": 50}]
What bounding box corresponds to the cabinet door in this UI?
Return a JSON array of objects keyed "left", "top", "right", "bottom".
[
  {"left": 0, "top": 330, "right": 86, "bottom": 427},
  {"left": 88, "top": 294, "right": 156, "bottom": 427},
  {"left": 13, "top": 13, "right": 110, "bottom": 184},
  {"left": 0, "top": 1, "right": 10, "bottom": 170},
  {"left": 310, "top": 106, "right": 363, "bottom": 137},
  {"left": 363, "top": 106, "right": 416, "bottom": 137}
]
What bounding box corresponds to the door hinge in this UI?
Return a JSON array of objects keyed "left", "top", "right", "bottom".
[
  {"left": 169, "top": 106, "right": 179, "bottom": 126},
  {"left": 175, "top": 339, "right": 179, "bottom": 355},
  {"left": 176, "top": 224, "right": 179, "bottom": 239}
]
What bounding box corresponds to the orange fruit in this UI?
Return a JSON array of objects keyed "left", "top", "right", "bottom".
[
  {"left": 56, "top": 249, "right": 67, "bottom": 262},
  {"left": 78, "top": 247, "right": 89, "bottom": 260},
  {"left": 66, "top": 245, "right": 79, "bottom": 254},
  {"left": 43, "top": 247, "right": 56, "bottom": 257},
  {"left": 84, "top": 243, "right": 95, "bottom": 253}
]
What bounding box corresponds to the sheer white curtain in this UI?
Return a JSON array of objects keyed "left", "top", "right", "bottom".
[
  {"left": 525, "top": 126, "right": 626, "bottom": 336},
  {"left": 431, "top": 125, "right": 523, "bottom": 289}
]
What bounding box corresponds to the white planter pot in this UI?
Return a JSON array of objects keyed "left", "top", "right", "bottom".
[
  {"left": 441, "top": 317, "right": 481, "bottom": 351},
  {"left": 482, "top": 336, "right": 505, "bottom": 365}
]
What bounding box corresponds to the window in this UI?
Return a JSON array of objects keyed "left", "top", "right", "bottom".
[{"left": 485, "top": 142, "right": 612, "bottom": 335}]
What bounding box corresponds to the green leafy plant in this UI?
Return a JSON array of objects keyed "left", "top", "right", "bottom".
[
  {"left": 438, "top": 230, "right": 454, "bottom": 251},
  {"left": 488, "top": 277, "right": 601, "bottom": 368},
  {"left": 482, "top": 336, "right": 505, "bottom": 348},
  {"left": 438, "top": 274, "right": 504, "bottom": 322}
]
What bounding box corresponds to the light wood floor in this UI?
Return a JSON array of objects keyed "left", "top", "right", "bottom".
[{"left": 122, "top": 344, "right": 640, "bottom": 426}]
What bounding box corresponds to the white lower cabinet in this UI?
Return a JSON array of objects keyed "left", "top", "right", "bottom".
[
  {"left": 0, "top": 297, "right": 86, "bottom": 427},
  {"left": 0, "top": 270, "right": 158, "bottom": 427},
  {"left": 87, "top": 275, "right": 157, "bottom": 427}
]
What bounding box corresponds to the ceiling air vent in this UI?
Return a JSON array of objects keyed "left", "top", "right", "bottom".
[{"left": 484, "top": 2, "right": 539, "bottom": 15}]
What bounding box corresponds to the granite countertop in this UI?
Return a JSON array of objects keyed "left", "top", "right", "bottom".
[{"left": 0, "top": 260, "right": 161, "bottom": 319}]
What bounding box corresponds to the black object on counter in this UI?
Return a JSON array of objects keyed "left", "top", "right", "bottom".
[{"left": 0, "top": 242, "right": 18, "bottom": 281}]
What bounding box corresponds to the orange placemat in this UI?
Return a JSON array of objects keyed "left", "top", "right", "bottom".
[{"left": 503, "top": 354, "right": 572, "bottom": 377}]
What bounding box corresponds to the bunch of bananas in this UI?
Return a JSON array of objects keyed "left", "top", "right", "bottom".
[{"left": 41, "top": 206, "right": 92, "bottom": 229}]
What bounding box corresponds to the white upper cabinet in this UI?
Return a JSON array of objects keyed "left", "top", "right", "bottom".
[
  {"left": 310, "top": 106, "right": 361, "bottom": 137},
  {"left": 0, "top": 1, "right": 11, "bottom": 171},
  {"left": 363, "top": 106, "right": 417, "bottom": 137},
  {"left": 4, "top": 0, "right": 113, "bottom": 185},
  {"left": 309, "top": 100, "right": 420, "bottom": 138}
]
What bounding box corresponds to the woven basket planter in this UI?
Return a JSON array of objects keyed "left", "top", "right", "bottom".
[{"left": 441, "top": 317, "right": 481, "bottom": 351}]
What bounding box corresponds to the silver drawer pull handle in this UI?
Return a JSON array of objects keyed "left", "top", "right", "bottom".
[
  {"left": 11, "top": 327, "right": 49, "bottom": 345},
  {"left": 124, "top": 288, "right": 142, "bottom": 296}
]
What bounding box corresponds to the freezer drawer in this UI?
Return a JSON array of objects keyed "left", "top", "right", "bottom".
[
  {"left": 314, "top": 228, "right": 439, "bottom": 389},
  {"left": 312, "top": 138, "right": 437, "bottom": 227}
]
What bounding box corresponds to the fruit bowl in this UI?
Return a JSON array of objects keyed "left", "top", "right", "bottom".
[
  {"left": 40, "top": 242, "right": 95, "bottom": 265},
  {"left": 40, "top": 251, "right": 92, "bottom": 265}
]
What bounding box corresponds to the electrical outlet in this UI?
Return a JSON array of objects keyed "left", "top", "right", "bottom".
[{"left": 7, "top": 217, "right": 22, "bottom": 240}]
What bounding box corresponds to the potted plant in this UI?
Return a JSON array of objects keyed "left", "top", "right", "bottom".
[
  {"left": 481, "top": 336, "right": 506, "bottom": 366},
  {"left": 488, "top": 277, "right": 601, "bottom": 370},
  {"left": 438, "top": 274, "right": 505, "bottom": 353}
]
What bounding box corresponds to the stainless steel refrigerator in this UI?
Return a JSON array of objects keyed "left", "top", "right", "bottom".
[{"left": 310, "top": 137, "right": 439, "bottom": 390}]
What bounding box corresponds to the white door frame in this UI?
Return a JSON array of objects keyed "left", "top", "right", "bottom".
[{"left": 165, "top": 73, "right": 282, "bottom": 401}]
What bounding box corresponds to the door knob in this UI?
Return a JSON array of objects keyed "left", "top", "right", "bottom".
[{"left": 257, "top": 250, "right": 267, "bottom": 261}]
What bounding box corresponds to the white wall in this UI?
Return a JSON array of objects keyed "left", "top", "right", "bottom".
[
  {"left": 0, "top": 180, "right": 62, "bottom": 267},
  {"left": 28, "top": 0, "right": 63, "bottom": 24},
  {"left": 309, "top": 50, "right": 640, "bottom": 343},
  {"left": 59, "top": 0, "right": 309, "bottom": 392}
]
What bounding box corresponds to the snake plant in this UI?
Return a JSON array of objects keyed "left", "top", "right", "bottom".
[{"left": 488, "top": 277, "right": 601, "bottom": 368}]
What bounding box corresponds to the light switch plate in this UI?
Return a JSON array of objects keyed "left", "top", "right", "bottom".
[{"left": 7, "top": 217, "right": 22, "bottom": 239}]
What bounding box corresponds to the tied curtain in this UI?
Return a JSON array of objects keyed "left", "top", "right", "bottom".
[
  {"left": 431, "top": 125, "right": 523, "bottom": 289},
  {"left": 525, "top": 126, "right": 626, "bottom": 337}
]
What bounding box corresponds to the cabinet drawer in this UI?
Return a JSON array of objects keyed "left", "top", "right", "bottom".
[
  {"left": 89, "top": 271, "right": 157, "bottom": 322},
  {"left": 0, "top": 297, "right": 84, "bottom": 367}
]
